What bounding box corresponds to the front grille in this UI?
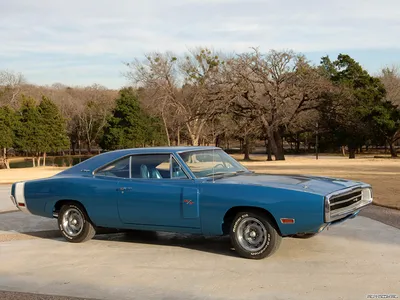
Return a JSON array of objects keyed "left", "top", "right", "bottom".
[
  {"left": 325, "top": 186, "right": 372, "bottom": 222},
  {"left": 329, "top": 190, "right": 362, "bottom": 210}
]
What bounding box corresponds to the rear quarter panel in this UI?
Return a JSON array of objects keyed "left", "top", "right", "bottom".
[
  {"left": 23, "top": 175, "right": 122, "bottom": 228},
  {"left": 198, "top": 182, "right": 325, "bottom": 236}
]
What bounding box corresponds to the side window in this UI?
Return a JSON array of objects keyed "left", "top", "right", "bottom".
[
  {"left": 171, "top": 157, "right": 189, "bottom": 179},
  {"left": 95, "top": 157, "right": 131, "bottom": 178},
  {"left": 130, "top": 154, "right": 171, "bottom": 179},
  {"left": 95, "top": 154, "right": 189, "bottom": 180}
]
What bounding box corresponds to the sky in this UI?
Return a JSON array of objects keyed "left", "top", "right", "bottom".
[{"left": 1, "top": 0, "right": 399, "bottom": 89}]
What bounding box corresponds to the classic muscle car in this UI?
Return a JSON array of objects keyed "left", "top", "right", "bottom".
[{"left": 10, "top": 147, "right": 373, "bottom": 259}]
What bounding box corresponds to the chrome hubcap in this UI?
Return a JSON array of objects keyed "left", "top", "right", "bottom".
[
  {"left": 62, "top": 208, "right": 84, "bottom": 237},
  {"left": 236, "top": 217, "right": 267, "bottom": 252}
]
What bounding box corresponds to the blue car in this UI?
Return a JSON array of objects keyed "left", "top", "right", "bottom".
[{"left": 10, "top": 147, "right": 373, "bottom": 259}]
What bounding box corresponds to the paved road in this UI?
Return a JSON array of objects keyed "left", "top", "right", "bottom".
[
  {"left": 0, "top": 291, "right": 98, "bottom": 300},
  {"left": 0, "top": 184, "right": 399, "bottom": 300},
  {"left": 0, "top": 185, "right": 17, "bottom": 213}
]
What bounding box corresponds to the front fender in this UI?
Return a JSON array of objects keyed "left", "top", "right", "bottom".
[{"left": 199, "top": 183, "right": 325, "bottom": 236}]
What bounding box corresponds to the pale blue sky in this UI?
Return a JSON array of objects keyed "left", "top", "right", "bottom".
[{"left": 1, "top": 0, "right": 399, "bottom": 89}]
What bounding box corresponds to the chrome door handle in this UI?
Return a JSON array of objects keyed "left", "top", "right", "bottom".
[{"left": 116, "top": 187, "right": 132, "bottom": 192}]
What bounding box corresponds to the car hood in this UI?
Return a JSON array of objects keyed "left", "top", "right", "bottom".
[{"left": 211, "top": 173, "right": 364, "bottom": 196}]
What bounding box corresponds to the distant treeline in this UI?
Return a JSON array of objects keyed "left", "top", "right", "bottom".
[{"left": 1, "top": 47, "right": 400, "bottom": 168}]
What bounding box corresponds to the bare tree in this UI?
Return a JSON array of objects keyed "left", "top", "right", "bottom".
[
  {"left": 380, "top": 65, "right": 400, "bottom": 106},
  {"left": 125, "top": 48, "right": 226, "bottom": 146},
  {"left": 66, "top": 85, "right": 116, "bottom": 153},
  {"left": 379, "top": 65, "right": 400, "bottom": 156},
  {"left": 0, "top": 70, "right": 26, "bottom": 107},
  {"left": 223, "top": 49, "right": 328, "bottom": 160}
]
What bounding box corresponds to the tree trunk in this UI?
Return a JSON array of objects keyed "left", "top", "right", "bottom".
[
  {"left": 243, "top": 136, "right": 251, "bottom": 161},
  {"left": 295, "top": 136, "right": 300, "bottom": 153},
  {"left": 348, "top": 146, "right": 356, "bottom": 159},
  {"left": 273, "top": 130, "right": 285, "bottom": 160},
  {"left": 265, "top": 129, "right": 278, "bottom": 160},
  {"left": 162, "top": 115, "right": 171, "bottom": 146},
  {"left": 267, "top": 137, "right": 273, "bottom": 161},
  {"left": 215, "top": 135, "right": 220, "bottom": 148},
  {"left": 43, "top": 152, "right": 46, "bottom": 167},
  {"left": 190, "top": 135, "right": 199, "bottom": 146},
  {"left": 78, "top": 140, "right": 81, "bottom": 156},
  {"left": 87, "top": 143, "right": 92, "bottom": 155},
  {"left": 72, "top": 141, "right": 76, "bottom": 155},
  {"left": 341, "top": 146, "right": 346, "bottom": 156},
  {"left": 176, "top": 126, "right": 180, "bottom": 146},
  {"left": 2, "top": 148, "right": 10, "bottom": 169},
  {"left": 389, "top": 141, "right": 398, "bottom": 158}
]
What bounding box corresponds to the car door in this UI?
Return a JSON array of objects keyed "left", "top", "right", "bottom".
[
  {"left": 116, "top": 153, "right": 200, "bottom": 229},
  {"left": 92, "top": 156, "right": 131, "bottom": 228}
]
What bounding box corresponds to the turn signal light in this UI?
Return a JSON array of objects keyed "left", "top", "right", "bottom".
[{"left": 280, "top": 218, "right": 295, "bottom": 224}]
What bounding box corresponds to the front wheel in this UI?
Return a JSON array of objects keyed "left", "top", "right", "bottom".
[
  {"left": 230, "top": 211, "right": 282, "bottom": 259},
  {"left": 58, "top": 203, "right": 96, "bottom": 243}
]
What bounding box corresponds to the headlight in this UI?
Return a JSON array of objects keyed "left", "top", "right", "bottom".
[{"left": 361, "top": 187, "right": 373, "bottom": 203}]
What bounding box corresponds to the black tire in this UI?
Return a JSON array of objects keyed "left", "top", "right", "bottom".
[
  {"left": 58, "top": 203, "right": 96, "bottom": 243},
  {"left": 291, "top": 233, "right": 318, "bottom": 239},
  {"left": 230, "top": 211, "right": 282, "bottom": 259}
]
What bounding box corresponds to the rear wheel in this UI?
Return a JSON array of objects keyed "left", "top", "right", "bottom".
[
  {"left": 230, "top": 211, "right": 281, "bottom": 259},
  {"left": 58, "top": 203, "right": 96, "bottom": 243}
]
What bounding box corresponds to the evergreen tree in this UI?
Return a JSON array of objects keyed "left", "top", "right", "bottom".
[
  {"left": 14, "top": 96, "right": 44, "bottom": 166},
  {"left": 0, "top": 106, "right": 16, "bottom": 169},
  {"left": 100, "top": 88, "right": 166, "bottom": 150},
  {"left": 14, "top": 95, "right": 69, "bottom": 166},
  {"left": 319, "top": 54, "right": 387, "bottom": 158},
  {"left": 37, "top": 96, "right": 69, "bottom": 165}
]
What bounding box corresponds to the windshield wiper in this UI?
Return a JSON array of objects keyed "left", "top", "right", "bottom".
[
  {"left": 205, "top": 171, "right": 234, "bottom": 177},
  {"left": 235, "top": 170, "right": 247, "bottom": 174}
]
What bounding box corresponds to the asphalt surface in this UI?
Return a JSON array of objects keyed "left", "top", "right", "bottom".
[
  {"left": 0, "top": 184, "right": 399, "bottom": 300},
  {"left": 0, "top": 291, "right": 98, "bottom": 300},
  {"left": 359, "top": 204, "right": 400, "bottom": 229}
]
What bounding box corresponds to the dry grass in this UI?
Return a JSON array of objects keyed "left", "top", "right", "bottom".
[
  {"left": 1, "top": 155, "right": 399, "bottom": 209},
  {"left": 0, "top": 167, "right": 66, "bottom": 184}
]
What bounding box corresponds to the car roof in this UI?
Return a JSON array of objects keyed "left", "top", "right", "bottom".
[{"left": 58, "top": 146, "right": 221, "bottom": 175}]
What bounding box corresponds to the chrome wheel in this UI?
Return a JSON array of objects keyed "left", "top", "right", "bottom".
[
  {"left": 236, "top": 217, "right": 267, "bottom": 252},
  {"left": 62, "top": 208, "right": 84, "bottom": 237}
]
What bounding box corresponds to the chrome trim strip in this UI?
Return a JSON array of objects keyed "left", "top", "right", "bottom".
[
  {"left": 171, "top": 153, "right": 193, "bottom": 179},
  {"left": 93, "top": 152, "right": 194, "bottom": 180},
  {"left": 129, "top": 156, "right": 132, "bottom": 179},
  {"left": 92, "top": 153, "right": 133, "bottom": 176}
]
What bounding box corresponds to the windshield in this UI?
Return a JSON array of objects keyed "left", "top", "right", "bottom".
[{"left": 179, "top": 149, "right": 249, "bottom": 178}]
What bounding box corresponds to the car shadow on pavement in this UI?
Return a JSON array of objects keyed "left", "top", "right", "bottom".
[
  {"left": 8, "top": 228, "right": 239, "bottom": 258},
  {"left": 94, "top": 230, "right": 239, "bottom": 258}
]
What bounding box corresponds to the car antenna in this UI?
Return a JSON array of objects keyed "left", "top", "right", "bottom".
[{"left": 212, "top": 146, "right": 215, "bottom": 183}]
